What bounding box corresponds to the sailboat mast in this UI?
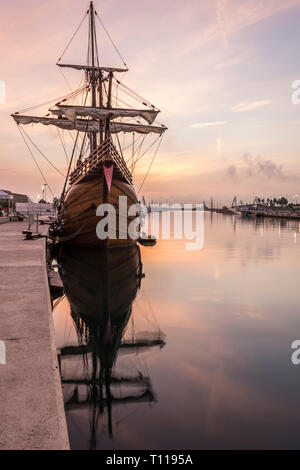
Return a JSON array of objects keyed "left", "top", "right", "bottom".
[
  {"left": 105, "top": 72, "right": 113, "bottom": 139},
  {"left": 90, "top": 1, "right": 98, "bottom": 151},
  {"left": 99, "top": 70, "right": 104, "bottom": 144}
]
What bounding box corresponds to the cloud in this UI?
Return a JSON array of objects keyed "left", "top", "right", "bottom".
[
  {"left": 183, "top": 0, "right": 300, "bottom": 55},
  {"left": 226, "top": 154, "right": 296, "bottom": 180},
  {"left": 227, "top": 165, "right": 237, "bottom": 178},
  {"left": 215, "top": 56, "right": 243, "bottom": 70},
  {"left": 216, "top": 138, "right": 223, "bottom": 153},
  {"left": 231, "top": 100, "right": 273, "bottom": 112},
  {"left": 190, "top": 121, "right": 227, "bottom": 128},
  {"left": 216, "top": 0, "right": 229, "bottom": 48}
]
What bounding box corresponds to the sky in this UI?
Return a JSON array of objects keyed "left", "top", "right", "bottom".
[{"left": 1, "top": 0, "right": 300, "bottom": 204}]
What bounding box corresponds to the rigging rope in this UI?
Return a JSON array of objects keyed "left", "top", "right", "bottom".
[
  {"left": 60, "top": 130, "right": 80, "bottom": 205},
  {"left": 21, "top": 127, "right": 66, "bottom": 177},
  {"left": 95, "top": 11, "right": 127, "bottom": 68},
  {"left": 131, "top": 136, "right": 146, "bottom": 171},
  {"left": 111, "top": 83, "right": 135, "bottom": 109},
  {"left": 131, "top": 132, "right": 135, "bottom": 175},
  {"left": 58, "top": 11, "right": 89, "bottom": 62},
  {"left": 17, "top": 126, "right": 55, "bottom": 199},
  {"left": 116, "top": 79, "right": 158, "bottom": 109},
  {"left": 67, "top": 131, "right": 82, "bottom": 163},
  {"left": 59, "top": 91, "right": 89, "bottom": 205},
  {"left": 57, "top": 128, "right": 70, "bottom": 165},
  {"left": 115, "top": 133, "right": 125, "bottom": 159},
  {"left": 116, "top": 79, "right": 119, "bottom": 108},
  {"left": 17, "top": 86, "right": 88, "bottom": 114},
  {"left": 59, "top": 68, "right": 75, "bottom": 98},
  {"left": 112, "top": 81, "right": 161, "bottom": 122},
  {"left": 58, "top": 71, "right": 87, "bottom": 107},
  {"left": 137, "top": 135, "right": 164, "bottom": 195},
  {"left": 122, "top": 134, "right": 143, "bottom": 152},
  {"left": 127, "top": 134, "right": 161, "bottom": 167},
  {"left": 53, "top": 295, "right": 66, "bottom": 310},
  {"left": 87, "top": 11, "right": 91, "bottom": 65},
  {"left": 93, "top": 14, "right": 100, "bottom": 67}
]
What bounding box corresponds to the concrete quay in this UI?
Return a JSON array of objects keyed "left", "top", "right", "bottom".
[{"left": 0, "top": 221, "right": 69, "bottom": 450}]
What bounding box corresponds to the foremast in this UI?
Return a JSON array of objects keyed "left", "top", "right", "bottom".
[{"left": 89, "top": 1, "right": 100, "bottom": 151}]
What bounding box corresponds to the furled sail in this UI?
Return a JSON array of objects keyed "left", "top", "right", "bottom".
[
  {"left": 51, "top": 105, "right": 159, "bottom": 125},
  {"left": 12, "top": 114, "right": 167, "bottom": 135},
  {"left": 112, "top": 122, "right": 167, "bottom": 135},
  {"left": 57, "top": 63, "right": 128, "bottom": 73}
]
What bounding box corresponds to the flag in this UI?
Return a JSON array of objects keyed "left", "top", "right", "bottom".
[{"left": 104, "top": 165, "right": 114, "bottom": 192}]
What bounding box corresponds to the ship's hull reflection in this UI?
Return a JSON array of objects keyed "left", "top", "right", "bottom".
[{"left": 57, "top": 244, "right": 165, "bottom": 449}]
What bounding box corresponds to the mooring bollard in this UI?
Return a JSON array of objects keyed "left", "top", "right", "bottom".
[{"left": 23, "top": 213, "right": 42, "bottom": 240}]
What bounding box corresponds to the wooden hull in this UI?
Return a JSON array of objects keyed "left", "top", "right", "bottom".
[{"left": 60, "top": 176, "right": 139, "bottom": 247}]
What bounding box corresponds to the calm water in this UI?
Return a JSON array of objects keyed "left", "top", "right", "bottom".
[{"left": 53, "top": 213, "right": 300, "bottom": 450}]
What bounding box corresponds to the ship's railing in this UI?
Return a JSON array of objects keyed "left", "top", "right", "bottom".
[
  {"left": 108, "top": 139, "right": 133, "bottom": 185},
  {"left": 69, "top": 140, "right": 109, "bottom": 185},
  {"left": 69, "top": 138, "right": 133, "bottom": 186}
]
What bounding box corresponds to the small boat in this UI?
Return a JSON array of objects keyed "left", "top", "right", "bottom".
[
  {"left": 138, "top": 234, "right": 157, "bottom": 247},
  {"left": 12, "top": 1, "right": 167, "bottom": 248}
]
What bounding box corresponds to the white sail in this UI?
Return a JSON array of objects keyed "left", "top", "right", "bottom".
[
  {"left": 51, "top": 105, "right": 159, "bottom": 125},
  {"left": 112, "top": 122, "right": 167, "bottom": 135},
  {"left": 12, "top": 115, "right": 95, "bottom": 132},
  {"left": 12, "top": 114, "right": 167, "bottom": 135}
]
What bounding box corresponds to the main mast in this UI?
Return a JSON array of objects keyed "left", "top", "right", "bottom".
[
  {"left": 12, "top": 2, "right": 167, "bottom": 173},
  {"left": 89, "top": 1, "right": 98, "bottom": 152}
]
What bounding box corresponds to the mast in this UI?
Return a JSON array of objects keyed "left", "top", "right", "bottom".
[
  {"left": 105, "top": 72, "right": 113, "bottom": 139},
  {"left": 89, "top": 1, "right": 98, "bottom": 152},
  {"left": 12, "top": 2, "right": 168, "bottom": 170},
  {"left": 99, "top": 71, "right": 104, "bottom": 144}
]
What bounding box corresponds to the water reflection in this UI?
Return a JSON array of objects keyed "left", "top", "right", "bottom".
[
  {"left": 53, "top": 213, "right": 300, "bottom": 449},
  {"left": 232, "top": 214, "right": 300, "bottom": 232},
  {"left": 54, "top": 244, "right": 165, "bottom": 450}
]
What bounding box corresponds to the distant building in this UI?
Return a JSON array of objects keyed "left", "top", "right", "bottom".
[{"left": 0, "top": 190, "right": 32, "bottom": 213}]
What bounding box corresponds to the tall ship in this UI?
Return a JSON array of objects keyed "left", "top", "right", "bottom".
[{"left": 12, "top": 1, "right": 167, "bottom": 247}]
